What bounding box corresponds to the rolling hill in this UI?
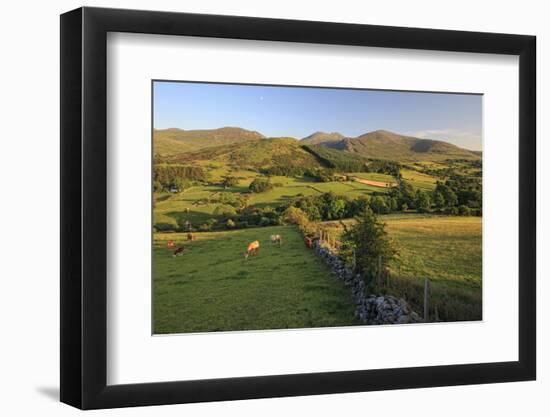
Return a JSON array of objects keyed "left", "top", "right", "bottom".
[
  {"left": 154, "top": 127, "right": 264, "bottom": 156},
  {"left": 169, "top": 137, "right": 324, "bottom": 170}
]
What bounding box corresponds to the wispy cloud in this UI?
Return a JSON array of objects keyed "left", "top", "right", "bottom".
[{"left": 406, "top": 129, "right": 482, "bottom": 151}]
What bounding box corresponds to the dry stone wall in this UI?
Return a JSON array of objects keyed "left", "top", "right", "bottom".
[{"left": 314, "top": 242, "right": 422, "bottom": 325}]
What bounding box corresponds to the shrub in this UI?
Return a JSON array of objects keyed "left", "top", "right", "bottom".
[
  {"left": 259, "top": 217, "right": 272, "bottom": 227},
  {"left": 213, "top": 204, "right": 238, "bottom": 218},
  {"left": 176, "top": 217, "right": 192, "bottom": 232},
  {"left": 370, "top": 196, "right": 390, "bottom": 214},
  {"left": 154, "top": 222, "right": 177, "bottom": 232},
  {"left": 458, "top": 205, "right": 471, "bottom": 216},
  {"left": 198, "top": 219, "right": 217, "bottom": 232},
  {"left": 415, "top": 190, "right": 431, "bottom": 213},
  {"left": 284, "top": 206, "right": 315, "bottom": 235},
  {"left": 221, "top": 175, "right": 239, "bottom": 188},
  {"left": 249, "top": 177, "right": 273, "bottom": 193}
]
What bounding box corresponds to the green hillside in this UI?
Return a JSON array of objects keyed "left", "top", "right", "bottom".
[
  {"left": 302, "top": 144, "right": 368, "bottom": 171},
  {"left": 154, "top": 127, "right": 264, "bottom": 156},
  {"left": 169, "top": 137, "right": 324, "bottom": 171}
]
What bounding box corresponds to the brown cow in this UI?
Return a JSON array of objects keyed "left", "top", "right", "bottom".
[
  {"left": 187, "top": 233, "right": 195, "bottom": 241},
  {"left": 244, "top": 240, "right": 260, "bottom": 260},
  {"left": 167, "top": 240, "right": 175, "bottom": 248},
  {"left": 173, "top": 247, "right": 186, "bottom": 257}
]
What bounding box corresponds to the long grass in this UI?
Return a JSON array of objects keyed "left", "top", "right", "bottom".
[{"left": 320, "top": 215, "right": 482, "bottom": 322}]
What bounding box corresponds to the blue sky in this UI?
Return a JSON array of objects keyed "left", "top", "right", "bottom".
[{"left": 153, "top": 81, "right": 483, "bottom": 151}]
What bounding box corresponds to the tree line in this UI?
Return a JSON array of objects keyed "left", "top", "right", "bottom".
[{"left": 153, "top": 164, "right": 206, "bottom": 192}]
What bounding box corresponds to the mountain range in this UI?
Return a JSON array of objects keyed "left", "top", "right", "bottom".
[{"left": 154, "top": 127, "right": 480, "bottom": 163}]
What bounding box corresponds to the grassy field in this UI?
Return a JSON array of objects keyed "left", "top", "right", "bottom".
[
  {"left": 400, "top": 168, "right": 438, "bottom": 191},
  {"left": 385, "top": 216, "right": 481, "bottom": 283},
  {"left": 153, "top": 225, "right": 358, "bottom": 334},
  {"left": 320, "top": 215, "right": 482, "bottom": 321}
]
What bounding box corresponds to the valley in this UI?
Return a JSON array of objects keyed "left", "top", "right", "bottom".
[{"left": 153, "top": 126, "right": 483, "bottom": 331}]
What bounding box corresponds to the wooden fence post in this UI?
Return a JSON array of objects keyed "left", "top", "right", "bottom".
[
  {"left": 377, "top": 256, "right": 382, "bottom": 286},
  {"left": 424, "top": 278, "right": 430, "bottom": 322}
]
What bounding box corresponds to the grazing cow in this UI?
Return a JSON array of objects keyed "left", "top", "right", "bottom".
[
  {"left": 173, "top": 247, "right": 186, "bottom": 257},
  {"left": 167, "top": 240, "right": 175, "bottom": 248},
  {"left": 244, "top": 240, "right": 260, "bottom": 260},
  {"left": 187, "top": 233, "right": 194, "bottom": 241},
  {"left": 270, "top": 234, "right": 282, "bottom": 245}
]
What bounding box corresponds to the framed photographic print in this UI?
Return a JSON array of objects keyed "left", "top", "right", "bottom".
[{"left": 60, "top": 7, "right": 536, "bottom": 410}]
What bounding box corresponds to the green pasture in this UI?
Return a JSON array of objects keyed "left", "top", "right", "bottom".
[
  {"left": 153, "top": 225, "right": 358, "bottom": 333},
  {"left": 348, "top": 172, "right": 396, "bottom": 182},
  {"left": 400, "top": 168, "right": 437, "bottom": 191},
  {"left": 320, "top": 215, "right": 482, "bottom": 321}
]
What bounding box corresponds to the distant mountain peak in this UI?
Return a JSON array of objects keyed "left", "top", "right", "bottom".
[
  {"left": 301, "top": 131, "right": 346, "bottom": 147},
  {"left": 339, "top": 130, "right": 479, "bottom": 161}
]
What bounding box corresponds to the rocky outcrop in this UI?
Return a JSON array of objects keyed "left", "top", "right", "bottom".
[{"left": 314, "top": 242, "right": 421, "bottom": 325}]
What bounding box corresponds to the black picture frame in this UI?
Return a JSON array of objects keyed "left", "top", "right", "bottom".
[{"left": 60, "top": 6, "right": 536, "bottom": 410}]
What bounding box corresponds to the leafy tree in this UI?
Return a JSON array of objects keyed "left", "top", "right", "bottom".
[
  {"left": 458, "top": 205, "right": 471, "bottom": 216},
  {"left": 213, "top": 204, "right": 237, "bottom": 218},
  {"left": 397, "top": 180, "right": 416, "bottom": 208},
  {"left": 292, "top": 195, "right": 322, "bottom": 221},
  {"left": 415, "top": 190, "right": 431, "bottom": 213},
  {"left": 435, "top": 183, "right": 458, "bottom": 207},
  {"left": 370, "top": 196, "right": 389, "bottom": 214},
  {"left": 340, "top": 208, "right": 397, "bottom": 286},
  {"left": 221, "top": 175, "right": 239, "bottom": 188},
  {"left": 249, "top": 177, "right": 273, "bottom": 193},
  {"left": 432, "top": 191, "right": 445, "bottom": 208},
  {"left": 226, "top": 219, "right": 236, "bottom": 229},
  {"left": 199, "top": 218, "right": 217, "bottom": 231},
  {"left": 347, "top": 197, "right": 370, "bottom": 217},
  {"left": 388, "top": 197, "right": 398, "bottom": 212},
  {"left": 326, "top": 198, "right": 347, "bottom": 220}
]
